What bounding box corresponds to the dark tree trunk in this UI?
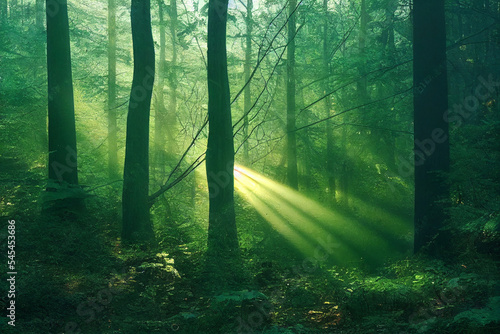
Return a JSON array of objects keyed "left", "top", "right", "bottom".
[
  {"left": 122, "top": 0, "right": 155, "bottom": 243},
  {"left": 243, "top": 0, "right": 252, "bottom": 165},
  {"left": 46, "top": 0, "right": 78, "bottom": 186},
  {"left": 287, "top": 0, "right": 298, "bottom": 189},
  {"left": 108, "top": 0, "right": 118, "bottom": 178},
  {"left": 206, "top": 0, "right": 240, "bottom": 291},
  {"left": 413, "top": 0, "right": 450, "bottom": 254}
]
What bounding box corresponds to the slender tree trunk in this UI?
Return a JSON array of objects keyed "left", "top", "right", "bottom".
[
  {"left": 381, "top": 0, "right": 396, "bottom": 52},
  {"left": 46, "top": 0, "right": 78, "bottom": 186},
  {"left": 154, "top": 0, "right": 166, "bottom": 176},
  {"left": 243, "top": 0, "right": 252, "bottom": 165},
  {"left": 206, "top": 0, "right": 240, "bottom": 291},
  {"left": 413, "top": 0, "right": 450, "bottom": 254},
  {"left": 298, "top": 85, "right": 311, "bottom": 188},
  {"left": 108, "top": 0, "right": 118, "bottom": 178},
  {"left": 10, "top": 0, "right": 18, "bottom": 20},
  {"left": 167, "top": 0, "right": 178, "bottom": 154},
  {"left": 35, "top": 0, "right": 47, "bottom": 152},
  {"left": 340, "top": 117, "right": 349, "bottom": 207},
  {"left": 323, "top": 0, "right": 335, "bottom": 206},
  {"left": 122, "top": 0, "right": 155, "bottom": 243},
  {"left": 357, "top": 0, "right": 368, "bottom": 103},
  {"left": 286, "top": 0, "right": 298, "bottom": 189},
  {"left": 496, "top": 0, "right": 500, "bottom": 46},
  {"left": 378, "top": 0, "right": 397, "bottom": 172},
  {"left": 0, "top": 0, "right": 7, "bottom": 24},
  {"left": 36, "top": 0, "right": 44, "bottom": 28}
]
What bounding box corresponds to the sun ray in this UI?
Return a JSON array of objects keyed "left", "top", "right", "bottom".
[{"left": 234, "top": 164, "right": 412, "bottom": 266}]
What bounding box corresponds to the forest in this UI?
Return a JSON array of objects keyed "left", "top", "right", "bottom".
[{"left": 0, "top": 0, "right": 499, "bottom": 333}]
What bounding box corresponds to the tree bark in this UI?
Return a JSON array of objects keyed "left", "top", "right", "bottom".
[
  {"left": 108, "top": 0, "right": 118, "bottom": 178},
  {"left": 46, "top": 0, "right": 78, "bottom": 186},
  {"left": 286, "top": 0, "right": 298, "bottom": 189},
  {"left": 206, "top": 0, "right": 240, "bottom": 291},
  {"left": 122, "top": 0, "right": 155, "bottom": 243},
  {"left": 413, "top": 0, "right": 450, "bottom": 254}
]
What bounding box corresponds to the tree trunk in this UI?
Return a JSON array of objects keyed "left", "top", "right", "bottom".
[
  {"left": 36, "top": 0, "right": 44, "bottom": 28},
  {"left": 413, "top": 0, "right": 450, "bottom": 254},
  {"left": 10, "top": 0, "right": 18, "bottom": 20},
  {"left": 206, "top": 0, "right": 240, "bottom": 291},
  {"left": 286, "top": 0, "right": 298, "bottom": 189},
  {"left": 36, "top": 0, "right": 47, "bottom": 151},
  {"left": 323, "top": 0, "right": 335, "bottom": 206},
  {"left": 357, "top": 0, "right": 369, "bottom": 103},
  {"left": 0, "top": 0, "right": 7, "bottom": 24},
  {"left": 167, "top": 0, "right": 178, "bottom": 154},
  {"left": 122, "top": 0, "right": 155, "bottom": 243},
  {"left": 340, "top": 119, "right": 349, "bottom": 207},
  {"left": 242, "top": 0, "right": 252, "bottom": 165},
  {"left": 154, "top": 0, "right": 166, "bottom": 176},
  {"left": 108, "top": 0, "right": 118, "bottom": 178},
  {"left": 46, "top": 0, "right": 78, "bottom": 186}
]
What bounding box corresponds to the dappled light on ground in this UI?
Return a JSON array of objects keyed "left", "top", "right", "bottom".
[{"left": 234, "top": 164, "right": 412, "bottom": 266}]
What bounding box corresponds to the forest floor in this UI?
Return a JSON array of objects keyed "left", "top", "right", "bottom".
[{"left": 1, "top": 139, "right": 500, "bottom": 334}]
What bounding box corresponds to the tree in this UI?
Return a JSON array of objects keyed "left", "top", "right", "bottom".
[
  {"left": 154, "top": 0, "right": 167, "bottom": 174},
  {"left": 286, "top": 0, "right": 298, "bottom": 189},
  {"left": 0, "top": 0, "right": 6, "bottom": 24},
  {"left": 107, "top": 0, "right": 118, "bottom": 178},
  {"left": 323, "top": 0, "right": 335, "bottom": 206},
  {"left": 242, "top": 0, "right": 253, "bottom": 165},
  {"left": 46, "top": 0, "right": 79, "bottom": 187},
  {"left": 205, "top": 0, "right": 240, "bottom": 290},
  {"left": 413, "top": 0, "right": 450, "bottom": 253},
  {"left": 36, "top": 0, "right": 44, "bottom": 28},
  {"left": 357, "top": 0, "right": 368, "bottom": 103},
  {"left": 167, "top": 0, "right": 178, "bottom": 155},
  {"left": 9, "top": 0, "right": 18, "bottom": 20},
  {"left": 122, "top": 0, "right": 155, "bottom": 243}
]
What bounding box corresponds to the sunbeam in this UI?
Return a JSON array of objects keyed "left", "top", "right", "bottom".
[{"left": 234, "top": 164, "right": 412, "bottom": 267}]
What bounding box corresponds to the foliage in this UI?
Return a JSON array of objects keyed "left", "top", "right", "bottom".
[{"left": 1, "top": 0, "right": 499, "bottom": 333}]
